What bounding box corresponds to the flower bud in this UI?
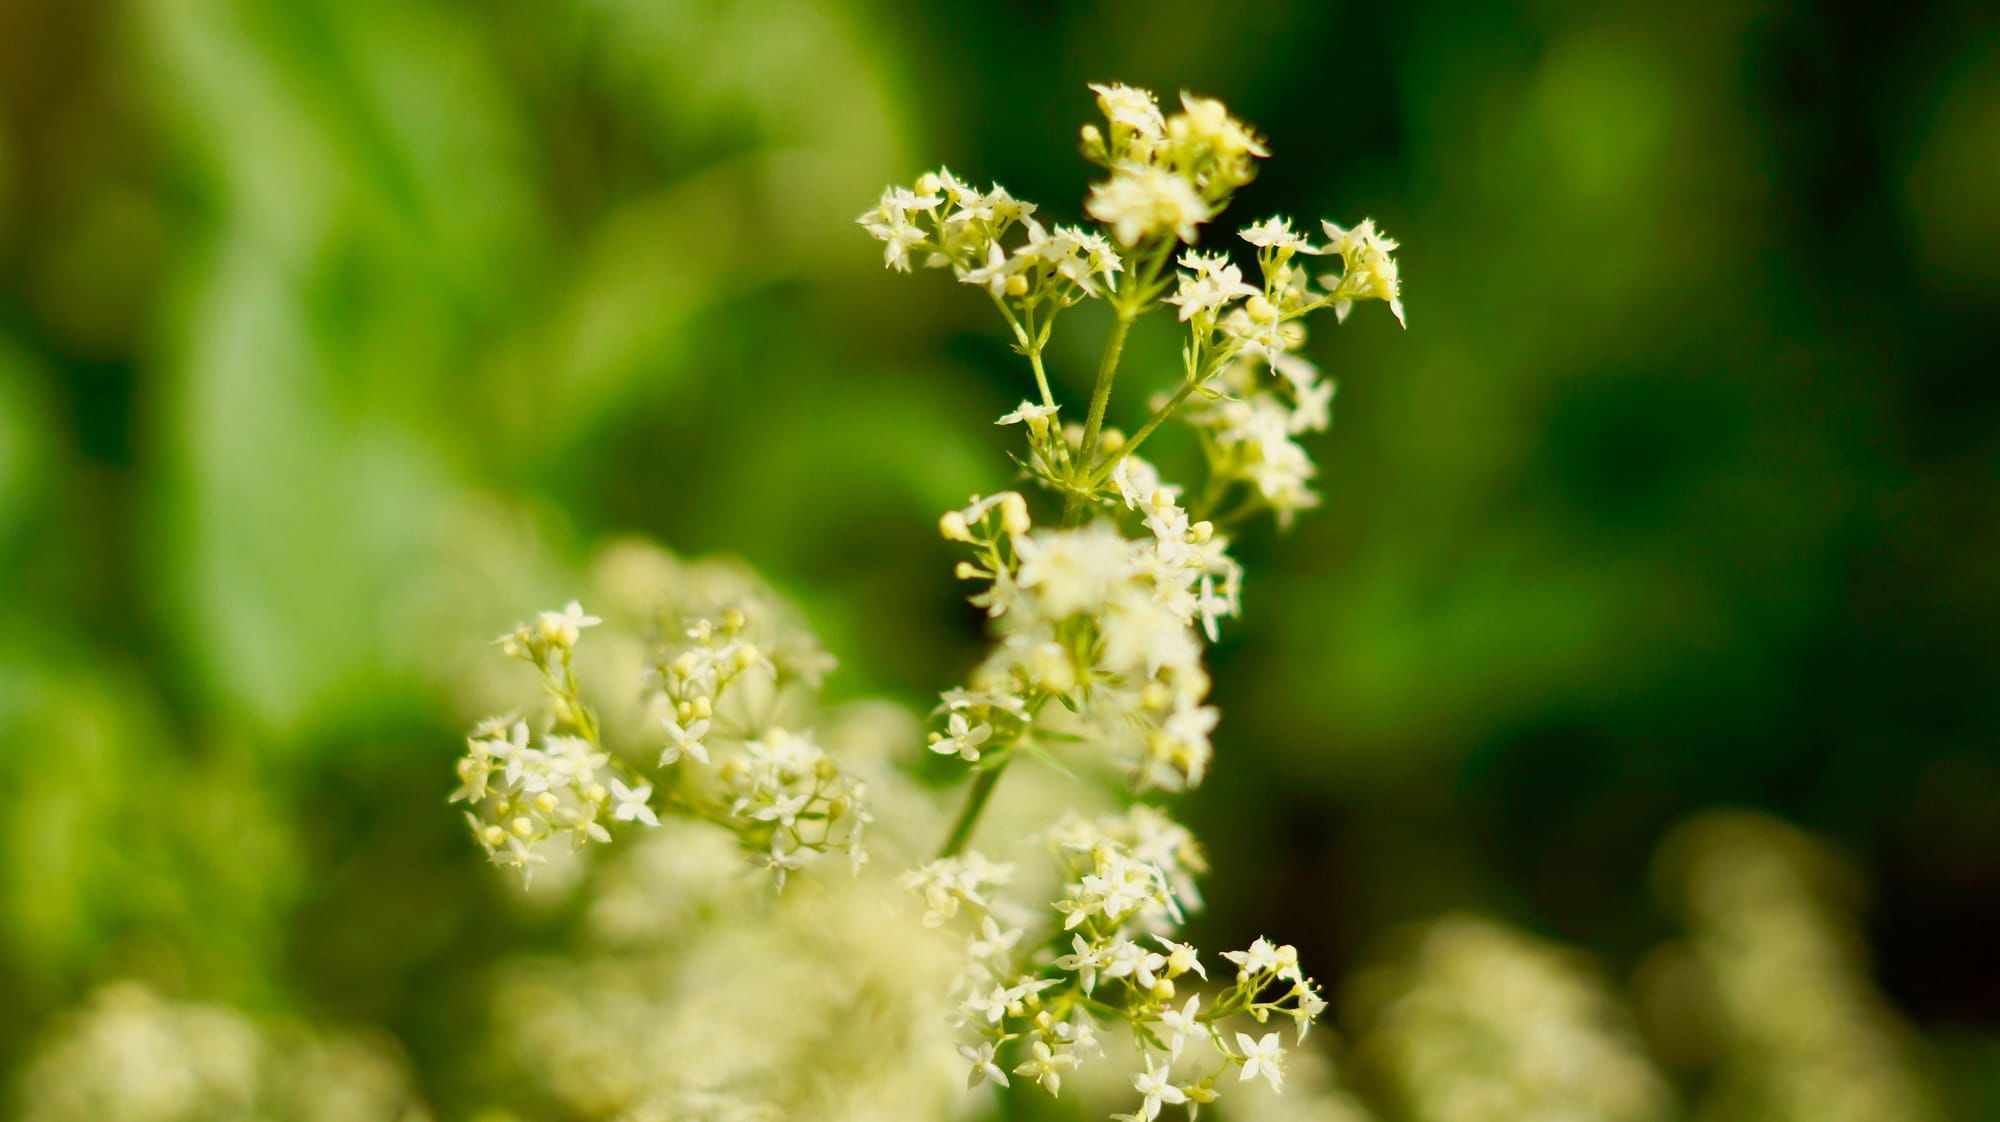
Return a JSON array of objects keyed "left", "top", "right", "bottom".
[
  {"left": 940, "top": 510, "right": 973, "bottom": 542},
  {"left": 999, "top": 492, "right": 1031, "bottom": 536}
]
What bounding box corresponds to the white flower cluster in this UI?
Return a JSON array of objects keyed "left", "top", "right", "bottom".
[
  {"left": 1350, "top": 917, "right": 1673, "bottom": 1122},
  {"left": 16, "top": 982, "right": 431, "bottom": 1122},
  {"left": 913, "top": 807, "right": 1327, "bottom": 1121},
  {"left": 857, "top": 170, "right": 1122, "bottom": 307},
  {"left": 453, "top": 602, "right": 657, "bottom": 881},
  {"left": 452, "top": 578, "right": 867, "bottom": 889},
  {"left": 1654, "top": 813, "right": 1947, "bottom": 1122},
  {"left": 865, "top": 83, "right": 1401, "bottom": 1119},
  {"left": 932, "top": 488, "right": 1233, "bottom": 791},
  {"left": 719, "top": 727, "right": 871, "bottom": 885},
  {"left": 1081, "top": 83, "right": 1267, "bottom": 247}
]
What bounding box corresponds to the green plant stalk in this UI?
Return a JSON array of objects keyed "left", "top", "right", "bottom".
[
  {"left": 935, "top": 764, "right": 1006, "bottom": 859},
  {"left": 1084, "top": 376, "right": 1200, "bottom": 489}
]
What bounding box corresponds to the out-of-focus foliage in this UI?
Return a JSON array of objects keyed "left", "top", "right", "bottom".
[{"left": 1, "top": 0, "right": 1995, "bottom": 1117}]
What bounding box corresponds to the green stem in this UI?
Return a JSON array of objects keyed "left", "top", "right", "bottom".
[
  {"left": 935, "top": 761, "right": 1008, "bottom": 859},
  {"left": 1078, "top": 313, "right": 1134, "bottom": 467},
  {"left": 1027, "top": 347, "right": 1055, "bottom": 410},
  {"left": 1063, "top": 310, "right": 1134, "bottom": 523},
  {"left": 1084, "top": 377, "right": 1200, "bottom": 489}
]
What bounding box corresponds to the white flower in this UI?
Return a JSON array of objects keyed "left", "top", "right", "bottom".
[
  {"left": 1012, "top": 1039, "right": 1077, "bottom": 1095},
  {"left": 659, "top": 715, "right": 711, "bottom": 766},
  {"left": 1013, "top": 524, "right": 1133, "bottom": 619},
  {"left": 1236, "top": 1031, "right": 1284, "bottom": 1091},
  {"left": 1087, "top": 164, "right": 1210, "bottom": 247},
  {"left": 962, "top": 984, "right": 1012, "bottom": 1025},
  {"left": 1240, "top": 216, "right": 1320, "bottom": 254},
  {"left": 1222, "top": 936, "right": 1286, "bottom": 982},
  {"left": 1102, "top": 937, "right": 1168, "bottom": 989},
  {"left": 1091, "top": 82, "right": 1167, "bottom": 140},
  {"left": 968, "top": 916, "right": 1024, "bottom": 964},
  {"left": 535, "top": 600, "right": 601, "bottom": 648},
  {"left": 609, "top": 778, "right": 658, "bottom": 826},
  {"left": 1132, "top": 1058, "right": 1188, "bottom": 1119},
  {"left": 747, "top": 791, "right": 810, "bottom": 829},
  {"left": 1054, "top": 934, "right": 1106, "bottom": 994},
  {"left": 1165, "top": 251, "right": 1260, "bottom": 322},
  {"left": 1289, "top": 373, "right": 1335, "bottom": 435},
  {"left": 930, "top": 712, "right": 993, "bottom": 761},
  {"left": 1156, "top": 994, "right": 1202, "bottom": 1059},
  {"left": 996, "top": 401, "right": 1060, "bottom": 427},
  {"left": 959, "top": 1040, "right": 1010, "bottom": 1088},
  {"left": 1156, "top": 936, "right": 1206, "bottom": 980},
  {"left": 958, "top": 241, "right": 1027, "bottom": 298},
  {"left": 760, "top": 839, "right": 808, "bottom": 890},
  {"left": 1320, "top": 217, "right": 1405, "bottom": 327},
  {"left": 1175, "top": 93, "right": 1269, "bottom": 162},
  {"left": 1290, "top": 980, "right": 1328, "bottom": 1040}
]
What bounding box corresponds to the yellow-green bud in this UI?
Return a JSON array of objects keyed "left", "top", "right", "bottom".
[{"left": 999, "top": 492, "right": 1030, "bottom": 536}]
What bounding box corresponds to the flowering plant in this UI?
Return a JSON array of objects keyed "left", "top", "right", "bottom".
[{"left": 451, "top": 81, "right": 1405, "bottom": 1120}]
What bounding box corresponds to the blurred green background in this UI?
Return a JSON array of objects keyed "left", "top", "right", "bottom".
[{"left": 2, "top": 0, "right": 1996, "bottom": 1116}]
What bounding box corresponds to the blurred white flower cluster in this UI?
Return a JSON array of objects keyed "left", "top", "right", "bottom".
[
  {"left": 451, "top": 551, "right": 867, "bottom": 886},
  {"left": 1346, "top": 916, "right": 1675, "bottom": 1122},
  {"left": 1646, "top": 812, "right": 1947, "bottom": 1122},
  {"left": 862, "top": 84, "right": 1401, "bottom": 1120},
  {"left": 14, "top": 982, "right": 430, "bottom": 1122}
]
